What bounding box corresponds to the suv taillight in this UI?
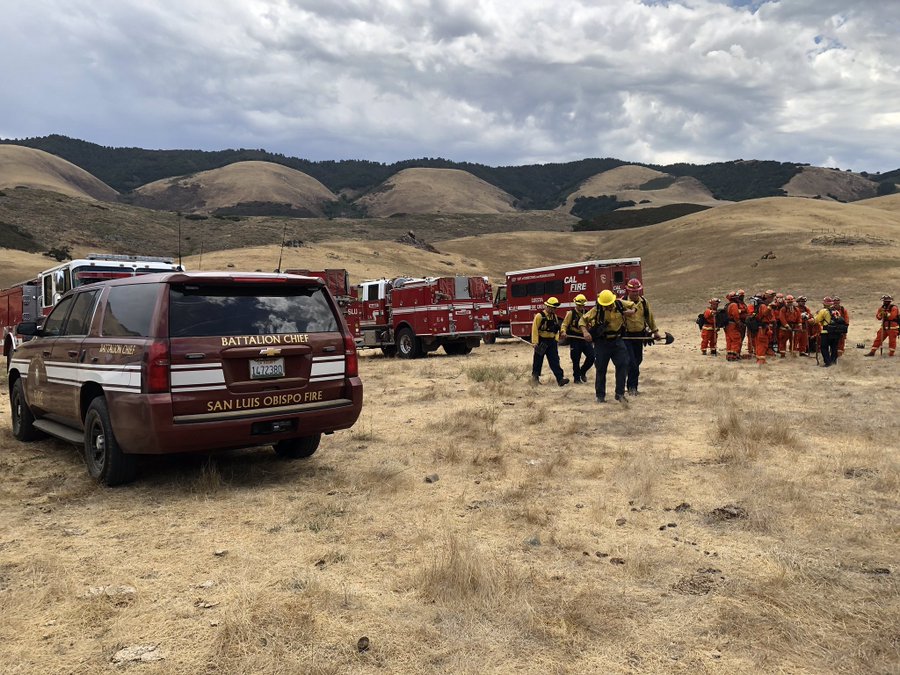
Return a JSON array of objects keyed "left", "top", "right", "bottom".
[
  {"left": 144, "top": 339, "right": 170, "bottom": 393},
  {"left": 343, "top": 334, "right": 358, "bottom": 378}
]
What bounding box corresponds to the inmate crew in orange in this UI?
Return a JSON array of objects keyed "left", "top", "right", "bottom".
[
  {"left": 795, "top": 296, "right": 813, "bottom": 356},
  {"left": 770, "top": 292, "right": 785, "bottom": 353},
  {"left": 531, "top": 297, "right": 570, "bottom": 386},
  {"left": 734, "top": 290, "right": 749, "bottom": 358},
  {"left": 724, "top": 291, "right": 744, "bottom": 361},
  {"left": 700, "top": 298, "right": 720, "bottom": 356},
  {"left": 865, "top": 294, "right": 899, "bottom": 357},
  {"left": 777, "top": 295, "right": 803, "bottom": 357},
  {"left": 831, "top": 296, "right": 850, "bottom": 356},
  {"left": 560, "top": 293, "right": 594, "bottom": 381},
  {"left": 754, "top": 296, "right": 777, "bottom": 365}
]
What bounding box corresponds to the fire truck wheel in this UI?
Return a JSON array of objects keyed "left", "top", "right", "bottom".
[
  {"left": 380, "top": 345, "right": 397, "bottom": 357},
  {"left": 482, "top": 334, "right": 496, "bottom": 344},
  {"left": 11, "top": 379, "right": 44, "bottom": 442},
  {"left": 274, "top": 434, "right": 321, "bottom": 459},
  {"left": 444, "top": 342, "right": 472, "bottom": 356},
  {"left": 83, "top": 397, "right": 138, "bottom": 487},
  {"left": 395, "top": 327, "right": 422, "bottom": 359}
]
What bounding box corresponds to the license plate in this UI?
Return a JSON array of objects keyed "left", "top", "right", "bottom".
[{"left": 249, "top": 357, "right": 285, "bottom": 379}]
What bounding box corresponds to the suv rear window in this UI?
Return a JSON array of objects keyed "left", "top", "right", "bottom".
[{"left": 169, "top": 283, "right": 338, "bottom": 338}]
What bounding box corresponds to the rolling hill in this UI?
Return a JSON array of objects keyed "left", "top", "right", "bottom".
[
  {"left": 0, "top": 145, "right": 118, "bottom": 202},
  {"left": 354, "top": 168, "right": 520, "bottom": 217},
  {"left": 781, "top": 166, "right": 879, "bottom": 202},
  {"left": 561, "top": 165, "right": 729, "bottom": 214},
  {"left": 131, "top": 161, "right": 338, "bottom": 216}
]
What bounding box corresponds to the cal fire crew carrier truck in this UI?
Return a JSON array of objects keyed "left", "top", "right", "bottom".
[
  {"left": 356, "top": 275, "right": 495, "bottom": 358},
  {"left": 1, "top": 254, "right": 182, "bottom": 364},
  {"left": 491, "top": 258, "right": 643, "bottom": 339},
  {"left": 285, "top": 268, "right": 361, "bottom": 342}
]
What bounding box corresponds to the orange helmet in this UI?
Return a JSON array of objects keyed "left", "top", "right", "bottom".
[
  {"left": 737, "top": 289, "right": 746, "bottom": 297},
  {"left": 725, "top": 291, "right": 736, "bottom": 301},
  {"left": 709, "top": 298, "right": 720, "bottom": 305},
  {"left": 625, "top": 279, "right": 643, "bottom": 293},
  {"left": 785, "top": 294, "right": 795, "bottom": 302},
  {"left": 765, "top": 289, "right": 775, "bottom": 296}
]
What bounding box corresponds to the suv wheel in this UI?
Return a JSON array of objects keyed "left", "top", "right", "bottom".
[
  {"left": 396, "top": 327, "right": 422, "bottom": 359},
  {"left": 11, "top": 379, "right": 44, "bottom": 442},
  {"left": 274, "top": 434, "right": 321, "bottom": 459},
  {"left": 84, "top": 397, "right": 138, "bottom": 486}
]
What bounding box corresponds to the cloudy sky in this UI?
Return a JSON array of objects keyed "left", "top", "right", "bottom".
[{"left": 1, "top": 0, "right": 898, "bottom": 171}]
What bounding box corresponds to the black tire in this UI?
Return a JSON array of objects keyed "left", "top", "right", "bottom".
[
  {"left": 274, "top": 434, "right": 321, "bottom": 459},
  {"left": 482, "top": 334, "right": 496, "bottom": 345},
  {"left": 84, "top": 397, "right": 138, "bottom": 486},
  {"left": 443, "top": 342, "right": 473, "bottom": 356},
  {"left": 380, "top": 345, "right": 397, "bottom": 357},
  {"left": 11, "top": 379, "right": 43, "bottom": 442},
  {"left": 396, "top": 327, "right": 422, "bottom": 359}
]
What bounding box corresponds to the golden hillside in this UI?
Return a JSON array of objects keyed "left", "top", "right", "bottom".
[
  {"left": 782, "top": 166, "right": 878, "bottom": 201},
  {"left": 355, "top": 168, "right": 519, "bottom": 217},
  {"left": 560, "top": 165, "right": 729, "bottom": 213},
  {"left": 132, "top": 161, "right": 337, "bottom": 215},
  {"left": 856, "top": 192, "right": 900, "bottom": 212},
  {"left": 0, "top": 145, "right": 118, "bottom": 201}
]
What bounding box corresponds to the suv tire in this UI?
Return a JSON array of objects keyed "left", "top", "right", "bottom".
[
  {"left": 11, "top": 379, "right": 44, "bottom": 442},
  {"left": 84, "top": 397, "right": 138, "bottom": 486},
  {"left": 274, "top": 434, "right": 321, "bottom": 459}
]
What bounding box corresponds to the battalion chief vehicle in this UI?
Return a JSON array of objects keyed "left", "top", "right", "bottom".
[{"left": 8, "top": 272, "right": 363, "bottom": 486}]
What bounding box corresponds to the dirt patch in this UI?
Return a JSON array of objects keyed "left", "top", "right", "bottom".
[
  {"left": 708, "top": 504, "right": 748, "bottom": 522},
  {"left": 810, "top": 233, "right": 893, "bottom": 247}
]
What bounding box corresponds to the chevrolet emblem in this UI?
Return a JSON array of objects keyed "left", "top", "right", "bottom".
[{"left": 260, "top": 347, "right": 282, "bottom": 357}]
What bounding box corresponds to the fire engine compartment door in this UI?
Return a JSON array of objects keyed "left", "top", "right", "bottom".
[
  {"left": 167, "top": 282, "right": 347, "bottom": 418},
  {"left": 454, "top": 276, "right": 471, "bottom": 300}
]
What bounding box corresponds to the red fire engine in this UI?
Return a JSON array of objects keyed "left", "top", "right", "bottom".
[
  {"left": 2, "top": 254, "right": 183, "bottom": 364},
  {"left": 285, "top": 268, "right": 361, "bottom": 341},
  {"left": 356, "top": 275, "right": 494, "bottom": 358},
  {"left": 492, "top": 258, "right": 643, "bottom": 339}
]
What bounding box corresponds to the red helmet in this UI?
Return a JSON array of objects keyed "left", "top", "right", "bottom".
[
  {"left": 725, "top": 291, "right": 736, "bottom": 301},
  {"left": 785, "top": 294, "right": 795, "bottom": 302},
  {"left": 823, "top": 296, "right": 833, "bottom": 304},
  {"left": 625, "top": 279, "right": 643, "bottom": 292}
]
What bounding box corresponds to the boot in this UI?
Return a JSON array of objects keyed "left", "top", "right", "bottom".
[
  {"left": 557, "top": 377, "right": 570, "bottom": 387},
  {"left": 701, "top": 350, "right": 707, "bottom": 355},
  {"left": 865, "top": 351, "right": 875, "bottom": 357},
  {"left": 710, "top": 349, "right": 718, "bottom": 356}
]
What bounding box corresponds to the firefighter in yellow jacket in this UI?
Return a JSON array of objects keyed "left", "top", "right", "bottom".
[
  {"left": 622, "top": 278, "right": 661, "bottom": 395},
  {"left": 581, "top": 289, "right": 636, "bottom": 403},
  {"left": 531, "top": 297, "right": 570, "bottom": 386},
  {"left": 560, "top": 293, "right": 594, "bottom": 383}
]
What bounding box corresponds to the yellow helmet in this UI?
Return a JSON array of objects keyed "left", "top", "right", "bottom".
[
  {"left": 574, "top": 294, "right": 587, "bottom": 305},
  {"left": 544, "top": 297, "right": 560, "bottom": 308},
  {"left": 597, "top": 289, "right": 617, "bottom": 307}
]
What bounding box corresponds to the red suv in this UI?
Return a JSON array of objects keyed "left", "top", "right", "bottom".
[{"left": 8, "top": 272, "right": 363, "bottom": 485}]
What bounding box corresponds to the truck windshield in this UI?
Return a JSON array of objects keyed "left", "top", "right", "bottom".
[
  {"left": 72, "top": 265, "right": 173, "bottom": 287},
  {"left": 168, "top": 284, "right": 339, "bottom": 338}
]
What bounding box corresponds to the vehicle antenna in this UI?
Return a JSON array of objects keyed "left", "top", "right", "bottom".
[
  {"left": 198, "top": 236, "right": 203, "bottom": 271},
  {"left": 176, "top": 211, "right": 183, "bottom": 269},
  {"left": 276, "top": 223, "right": 287, "bottom": 273}
]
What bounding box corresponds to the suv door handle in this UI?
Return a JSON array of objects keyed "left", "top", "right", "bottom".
[
  {"left": 68, "top": 350, "right": 79, "bottom": 358},
  {"left": 323, "top": 346, "right": 336, "bottom": 353}
]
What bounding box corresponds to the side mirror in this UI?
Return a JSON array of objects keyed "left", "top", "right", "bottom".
[{"left": 16, "top": 321, "right": 41, "bottom": 337}]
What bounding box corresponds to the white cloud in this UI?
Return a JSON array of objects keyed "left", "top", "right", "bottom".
[{"left": 0, "top": 0, "right": 897, "bottom": 170}]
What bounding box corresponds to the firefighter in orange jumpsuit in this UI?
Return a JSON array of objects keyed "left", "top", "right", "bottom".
[
  {"left": 755, "top": 295, "right": 776, "bottom": 365},
  {"left": 795, "top": 296, "right": 813, "bottom": 355},
  {"left": 831, "top": 296, "right": 850, "bottom": 355},
  {"left": 777, "top": 295, "right": 803, "bottom": 357},
  {"left": 745, "top": 291, "right": 763, "bottom": 357},
  {"left": 865, "top": 294, "right": 899, "bottom": 357},
  {"left": 770, "top": 292, "right": 785, "bottom": 354},
  {"left": 734, "top": 289, "right": 749, "bottom": 359},
  {"left": 700, "top": 298, "right": 720, "bottom": 355},
  {"left": 723, "top": 291, "right": 743, "bottom": 361}
]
